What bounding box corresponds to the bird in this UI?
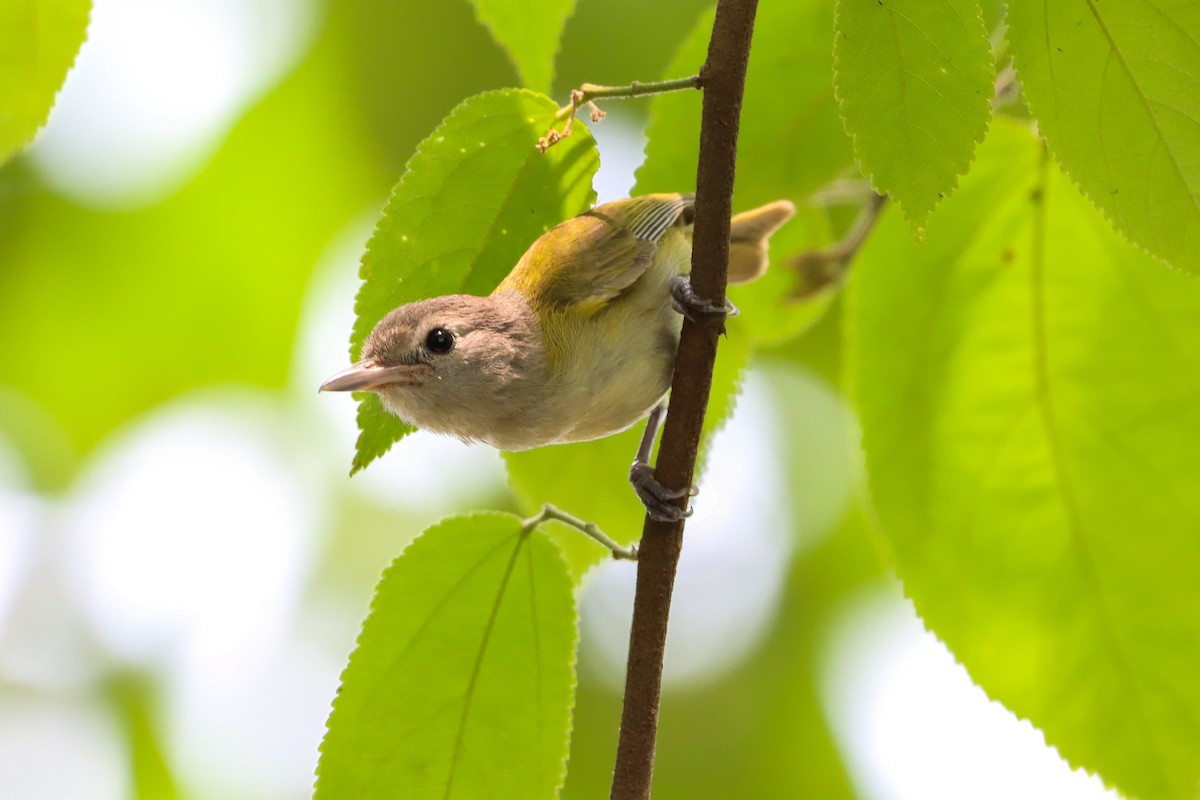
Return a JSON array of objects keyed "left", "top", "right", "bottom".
[{"left": 320, "top": 192, "right": 795, "bottom": 523}]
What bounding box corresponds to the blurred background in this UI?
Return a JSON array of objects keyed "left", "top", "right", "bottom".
[{"left": 0, "top": 0, "right": 1120, "bottom": 797}]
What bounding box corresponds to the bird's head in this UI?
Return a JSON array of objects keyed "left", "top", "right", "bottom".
[{"left": 319, "top": 292, "right": 544, "bottom": 443}]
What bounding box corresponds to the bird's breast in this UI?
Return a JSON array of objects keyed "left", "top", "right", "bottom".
[{"left": 531, "top": 266, "right": 684, "bottom": 446}]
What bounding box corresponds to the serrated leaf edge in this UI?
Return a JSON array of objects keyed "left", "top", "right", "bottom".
[
  {"left": 1, "top": 0, "right": 92, "bottom": 166},
  {"left": 1004, "top": 23, "right": 1200, "bottom": 280},
  {"left": 314, "top": 510, "right": 582, "bottom": 798},
  {"left": 841, "top": 141, "right": 1181, "bottom": 798},
  {"left": 831, "top": 0, "right": 996, "bottom": 237}
]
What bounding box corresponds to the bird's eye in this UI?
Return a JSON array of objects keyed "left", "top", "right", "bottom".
[{"left": 424, "top": 327, "right": 455, "bottom": 355}]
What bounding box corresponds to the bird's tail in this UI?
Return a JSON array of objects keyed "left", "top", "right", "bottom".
[{"left": 727, "top": 200, "right": 796, "bottom": 284}]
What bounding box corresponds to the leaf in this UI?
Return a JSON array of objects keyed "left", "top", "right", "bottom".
[
  {"left": 0, "top": 0, "right": 90, "bottom": 166},
  {"left": 504, "top": 334, "right": 750, "bottom": 577},
  {"left": 833, "top": 0, "right": 993, "bottom": 233},
  {"left": 1007, "top": 0, "right": 1200, "bottom": 275},
  {"left": 350, "top": 394, "right": 415, "bottom": 476},
  {"left": 465, "top": 0, "right": 576, "bottom": 93},
  {"left": 847, "top": 119, "right": 1200, "bottom": 799},
  {"left": 315, "top": 512, "right": 578, "bottom": 800},
  {"left": 637, "top": 0, "right": 852, "bottom": 344},
  {"left": 350, "top": 89, "right": 599, "bottom": 473}
]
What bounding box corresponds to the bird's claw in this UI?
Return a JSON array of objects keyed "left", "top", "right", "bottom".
[
  {"left": 629, "top": 461, "right": 697, "bottom": 523},
  {"left": 669, "top": 276, "right": 739, "bottom": 323}
]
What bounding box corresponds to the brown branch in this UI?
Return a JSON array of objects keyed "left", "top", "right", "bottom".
[{"left": 608, "top": 2, "right": 760, "bottom": 799}]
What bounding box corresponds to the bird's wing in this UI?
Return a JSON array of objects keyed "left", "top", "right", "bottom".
[{"left": 499, "top": 193, "right": 694, "bottom": 314}]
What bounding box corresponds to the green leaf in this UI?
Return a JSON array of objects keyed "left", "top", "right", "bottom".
[
  {"left": 637, "top": 0, "right": 852, "bottom": 344},
  {"left": 833, "top": 0, "right": 993, "bottom": 233},
  {"left": 1007, "top": 0, "right": 1200, "bottom": 275},
  {"left": 351, "top": 394, "right": 415, "bottom": 476},
  {"left": 847, "top": 119, "right": 1200, "bottom": 799},
  {"left": 465, "top": 0, "right": 575, "bottom": 93},
  {"left": 504, "top": 334, "right": 750, "bottom": 577},
  {"left": 316, "top": 512, "right": 578, "bottom": 800},
  {"left": 0, "top": 0, "right": 89, "bottom": 166},
  {"left": 350, "top": 89, "right": 599, "bottom": 473}
]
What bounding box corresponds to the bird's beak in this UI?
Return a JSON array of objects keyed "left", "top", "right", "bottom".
[{"left": 319, "top": 360, "right": 422, "bottom": 393}]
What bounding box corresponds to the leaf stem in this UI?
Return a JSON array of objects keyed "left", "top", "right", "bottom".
[
  {"left": 558, "top": 76, "right": 703, "bottom": 116},
  {"left": 608, "top": 2, "right": 760, "bottom": 798},
  {"left": 523, "top": 504, "right": 638, "bottom": 561},
  {"left": 537, "top": 75, "right": 702, "bottom": 153}
]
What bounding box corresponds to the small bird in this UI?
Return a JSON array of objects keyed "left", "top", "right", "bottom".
[{"left": 321, "top": 193, "right": 794, "bottom": 521}]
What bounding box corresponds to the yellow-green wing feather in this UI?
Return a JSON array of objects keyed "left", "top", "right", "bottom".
[{"left": 498, "top": 193, "right": 693, "bottom": 313}]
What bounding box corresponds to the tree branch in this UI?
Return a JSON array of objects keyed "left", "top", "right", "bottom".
[{"left": 608, "top": 2, "right": 760, "bottom": 799}]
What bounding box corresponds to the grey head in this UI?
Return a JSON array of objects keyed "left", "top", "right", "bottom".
[{"left": 319, "top": 291, "right": 545, "bottom": 446}]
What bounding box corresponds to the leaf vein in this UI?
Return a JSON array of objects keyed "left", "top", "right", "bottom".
[
  {"left": 1082, "top": 0, "right": 1200, "bottom": 218},
  {"left": 1029, "top": 153, "right": 1170, "bottom": 778},
  {"left": 443, "top": 532, "right": 529, "bottom": 799}
]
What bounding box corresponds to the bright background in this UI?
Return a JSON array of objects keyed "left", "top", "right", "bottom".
[{"left": 0, "top": 0, "right": 1119, "bottom": 797}]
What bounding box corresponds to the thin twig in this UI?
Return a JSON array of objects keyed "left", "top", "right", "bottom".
[
  {"left": 537, "top": 75, "right": 702, "bottom": 153},
  {"left": 608, "top": 2, "right": 759, "bottom": 799},
  {"left": 522, "top": 504, "right": 638, "bottom": 560}
]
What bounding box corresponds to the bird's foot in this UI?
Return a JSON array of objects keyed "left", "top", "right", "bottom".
[
  {"left": 629, "top": 460, "right": 698, "bottom": 523},
  {"left": 669, "top": 276, "right": 739, "bottom": 323}
]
